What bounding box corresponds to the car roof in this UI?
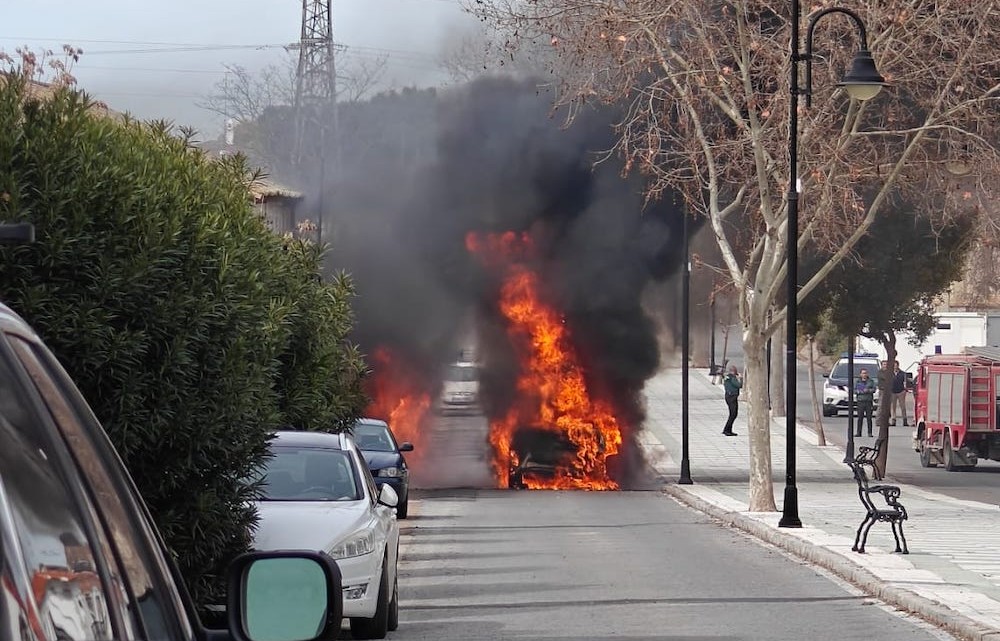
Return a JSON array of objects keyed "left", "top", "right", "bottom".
[
  {"left": 355, "top": 417, "right": 389, "bottom": 429},
  {"left": 271, "top": 430, "right": 348, "bottom": 450},
  {"left": 0, "top": 301, "right": 41, "bottom": 341}
]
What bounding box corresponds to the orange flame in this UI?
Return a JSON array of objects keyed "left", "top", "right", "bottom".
[
  {"left": 364, "top": 347, "right": 432, "bottom": 460},
  {"left": 469, "top": 232, "right": 622, "bottom": 490}
]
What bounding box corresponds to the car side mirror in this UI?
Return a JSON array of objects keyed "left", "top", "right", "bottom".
[
  {"left": 399, "top": 442, "right": 414, "bottom": 452},
  {"left": 377, "top": 484, "right": 399, "bottom": 509},
  {"left": 227, "top": 551, "right": 342, "bottom": 641}
]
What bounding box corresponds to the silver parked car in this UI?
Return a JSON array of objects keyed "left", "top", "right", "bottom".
[{"left": 254, "top": 430, "right": 401, "bottom": 640}]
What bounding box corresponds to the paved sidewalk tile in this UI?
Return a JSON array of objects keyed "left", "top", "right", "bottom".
[{"left": 641, "top": 367, "right": 1000, "bottom": 639}]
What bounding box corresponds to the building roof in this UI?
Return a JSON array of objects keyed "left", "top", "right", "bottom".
[
  {"left": 965, "top": 346, "right": 1000, "bottom": 361},
  {"left": 11, "top": 76, "right": 118, "bottom": 118},
  {"left": 248, "top": 176, "right": 303, "bottom": 201},
  {"left": 196, "top": 139, "right": 302, "bottom": 201}
]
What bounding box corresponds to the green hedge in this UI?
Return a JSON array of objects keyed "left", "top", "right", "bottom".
[{"left": 0, "top": 74, "right": 366, "bottom": 607}]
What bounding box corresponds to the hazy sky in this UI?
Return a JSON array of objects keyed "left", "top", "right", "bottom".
[{"left": 1, "top": 0, "right": 476, "bottom": 136}]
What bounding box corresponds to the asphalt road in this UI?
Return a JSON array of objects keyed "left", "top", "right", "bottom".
[
  {"left": 792, "top": 363, "right": 1000, "bottom": 504},
  {"left": 389, "top": 489, "right": 954, "bottom": 641},
  {"left": 411, "top": 364, "right": 1000, "bottom": 504}
]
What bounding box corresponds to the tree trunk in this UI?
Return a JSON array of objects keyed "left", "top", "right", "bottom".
[
  {"left": 744, "top": 331, "right": 777, "bottom": 511},
  {"left": 809, "top": 336, "right": 826, "bottom": 446},
  {"left": 769, "top": 315, "right": 786, "bottom": 418},
  {"left": 874, "top": 333, "right": 898, "bottom": 479}
]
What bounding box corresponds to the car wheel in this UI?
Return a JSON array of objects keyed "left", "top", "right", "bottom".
[
  {"left": 918, "top": 426, "right": 937, "bottom": 468},
  {"left": 396, "top": 490, "right": 409, "bottom": 519},
  {"left": 387, "top": 574, "right": 399, "bottom": 631},
  {"left": 350, "top": 559, "right": 390, "bottom": 639},
  {"left": 822, "top": 406, "right": 835, "bottom": 417},
  {"left": 919, "top": 441, "right": 937, "bottom": 468},
  {"left": 942, "top": 428, "right": 959, "bottom": 472}
]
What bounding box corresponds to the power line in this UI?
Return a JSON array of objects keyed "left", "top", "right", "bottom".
[
  {"left": 0, "top": 36, "right": 287, "bottom": 48},
  {"left": 344, "top": 44, "right": 438, "bottom": 61},
  {"left": 80, "top": 65, "right": 228, "bottom": 74},
  {"left": 81, "top": 44, "right": 288, "bottom": 56},
  {"left": 2, "top": 37, "right": 442, "bottom": 63},
  {"left": 88, "top": 90, "right": 208, "bottom": 99}
]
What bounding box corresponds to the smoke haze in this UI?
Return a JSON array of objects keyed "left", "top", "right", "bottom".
[{"left": 312, "top": 75, "right": 689, "bottom": 487}]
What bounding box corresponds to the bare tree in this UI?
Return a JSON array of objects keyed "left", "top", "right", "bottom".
[
  {"left": 952, "top": 192, "right": 1000, "bottom": 309},
  {"left": 440, "top": 17, "right": 559, "bottom": 82},
  {"left": 769, "top": 313, "right": 785, "bottom": 417},
  {"left": 337, "top": 53, "right": 389, "bottom": 102},
  {"left": 198, "top": 56, "right": 298, "bottom": 122},
  {"left": 469, "top": 0, "right": 1000, "bottom": 510},
  {"left": 198, "top": 50, "right": 387, "bottom": 123},
  {"left": 808, "top": 335, "right": 826, "bottom": 446}
]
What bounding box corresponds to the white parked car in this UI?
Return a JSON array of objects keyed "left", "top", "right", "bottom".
[
  {"left": 822, "top": 353, "right": 882, "bottom": 416},
  {"left": 254, "top": 430, "right": 401, "bottom": 639}
]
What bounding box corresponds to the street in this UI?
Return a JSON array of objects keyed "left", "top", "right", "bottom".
[
  {"left": 791, "top": 363, "right": 1000, "bottom": 504},
  {"left": 386, "top": 408, "right": 960, "bottom": 641},
  {"left": 393, "top": 489, "right": 952, "bottom": 641}
]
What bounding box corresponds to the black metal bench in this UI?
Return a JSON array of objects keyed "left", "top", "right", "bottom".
[{"left": 847, "top": 446, "right": 909, "bottom": 554}]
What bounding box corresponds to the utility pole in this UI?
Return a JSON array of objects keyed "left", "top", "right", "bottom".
[{"left": 292, "top": 0, "right": 338, "bottom": 246}]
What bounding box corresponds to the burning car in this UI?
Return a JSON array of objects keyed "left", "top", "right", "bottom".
[
  {"left": 506, "top": 425, "right": 619, "bottom": 490},
  {"left": 469, "top": 231, "right": 625, "bottom": 491},
  {"left": 507, "top": 426, "right": 577, "bottom": 489}
]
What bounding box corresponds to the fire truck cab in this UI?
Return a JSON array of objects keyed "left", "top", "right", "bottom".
[{"left": 912, "top": 347, "right": 1000, "bottom": 470}]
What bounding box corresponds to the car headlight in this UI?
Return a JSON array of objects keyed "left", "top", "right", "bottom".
[
  {"left": 329, "top": 530, "right": 376, "bottom": 559},
  {"left": 377, "top": 467, "right": 402, "bottom": 478}
]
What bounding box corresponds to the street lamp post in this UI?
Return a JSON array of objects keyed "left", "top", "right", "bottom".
[
  {"left": 780, "top": 0, "right": 885, "bottom": 528},
  {"left": 680, "top": 210, "right": 693, "bottom": 485},
  {"left": 709, "top": 288, "right": 716, "bottom": 376}
]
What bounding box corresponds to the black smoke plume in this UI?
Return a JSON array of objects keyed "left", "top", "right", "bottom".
[{"left": 303, "top": 76, "right": 688, "bottom": 486}]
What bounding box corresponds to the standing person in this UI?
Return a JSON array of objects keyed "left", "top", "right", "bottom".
[
  {"left": 722, "top": 365, "right": 742, "bottom": 436},
  {"left": 890, "top": 360, "right": 909, "bottom": 426},
  {"left": 855, "top": 368, "right": 876, "bottom": 437}
]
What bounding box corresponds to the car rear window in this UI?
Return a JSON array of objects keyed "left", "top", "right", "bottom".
[{"left": 354, "top": 423, "right": 396, "bottom": 452}]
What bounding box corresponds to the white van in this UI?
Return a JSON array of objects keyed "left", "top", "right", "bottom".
[{"left": 438, "top": 361, "right": 481, "bottom": 414}]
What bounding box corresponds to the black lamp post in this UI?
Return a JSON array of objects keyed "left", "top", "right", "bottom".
[
  {"left": 680, "top": 210, "right": 693, "bottom": 485},
  {"left": 780, "top": 1, "right": 885, "bottom": 528}
]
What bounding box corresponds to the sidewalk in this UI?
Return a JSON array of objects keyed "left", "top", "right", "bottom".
[{"left": 641, "top": 368, "right": 1000, "bottom": 641}]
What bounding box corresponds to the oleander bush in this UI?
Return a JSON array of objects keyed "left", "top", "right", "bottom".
[{"left": 0, "top": 70, "right": 366, "bottom": 608}]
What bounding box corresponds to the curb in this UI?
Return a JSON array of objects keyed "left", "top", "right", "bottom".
[{"left": 661, "top": 484, "right": 1000, "bottom": 641}]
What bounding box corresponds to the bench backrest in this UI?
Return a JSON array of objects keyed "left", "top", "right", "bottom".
[{"left": 849, "top": 459, "right": 881, "bottom": 511}]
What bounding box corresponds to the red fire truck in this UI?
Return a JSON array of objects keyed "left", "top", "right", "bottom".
[{"left": 912, "top": 347, "right": 1000, "bottom": 470}]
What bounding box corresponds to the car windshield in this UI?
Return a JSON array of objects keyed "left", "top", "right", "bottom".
[
  {"left": 831, "top": 362, "right": 880, "bottom": 381},
  {"left": 260, "top": 446, "right": 361, "bottom": 501},
  {"left": 354, "top": 423, "right": 396, "bottom": 452},
  {"left": 512, "top": 428, "right": 576, "bottom": 466},
  {"left": 444, "top": 364, "right": 478, "bottom": 382}
]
